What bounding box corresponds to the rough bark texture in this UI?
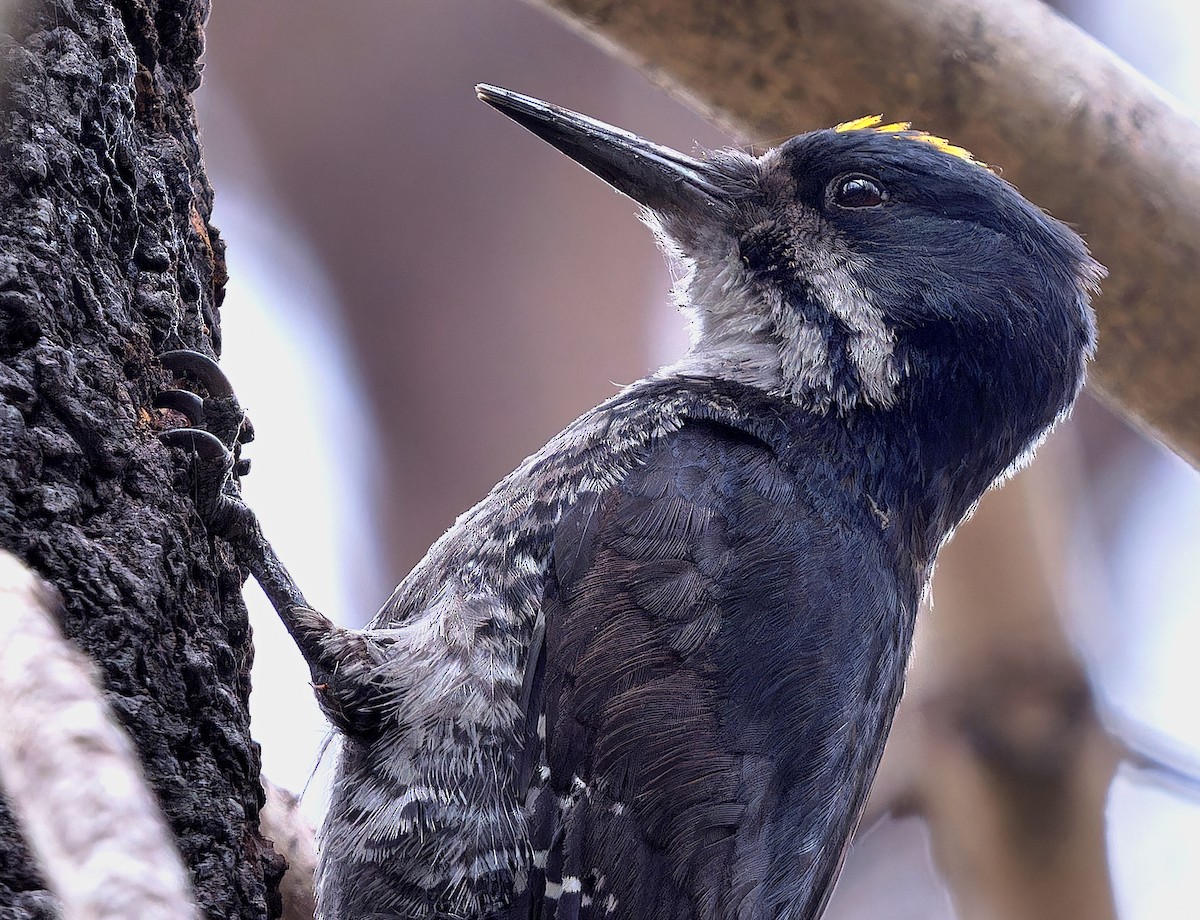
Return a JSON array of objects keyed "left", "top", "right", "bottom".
[
  {"left": 0, "top": 1, "right": 282, "bottom": 917},
  {"left": 535, "top": 0, "right": 1200, "bottom": 466}
]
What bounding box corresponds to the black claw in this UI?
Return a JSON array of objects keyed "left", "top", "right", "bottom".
[
  {"left": 158, "top": 427, "right": 232, "bottom": 463},
  {"left": 153, "top": 389, "right": 206, "bottom": 426},
  {"left": 156, "top": 356, "right": 256, "bottom": 535},
  {"left": 158, "top": 349, "right": 252, "bottom": 452},
  {"left": 160, "top": 349, "right": 235, "bottom": 397},
  {"left": 155, "top": 366, "right": 315, "bottom": 679}
]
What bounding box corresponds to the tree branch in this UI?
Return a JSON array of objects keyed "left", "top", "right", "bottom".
[
  {"left": 860, "top": 431, "right": 1120, "bottom": 919},
  {"left": 535, "top": 0, "right": 1200, "bottom": 465},
  {"left": 258, "top": 778, "right": 317, "bottom": 920},
  {"left": 0, "top": 551, "right": 199, "bottom": 920}
]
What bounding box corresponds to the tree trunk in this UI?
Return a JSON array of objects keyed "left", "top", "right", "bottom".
[{"left": 0, "top": 1, "right": 282, "bottom": 916}]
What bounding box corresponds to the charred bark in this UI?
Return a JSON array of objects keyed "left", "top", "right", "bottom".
[{"left": 0, "top": 1, "right": 282, "bottom": 916}]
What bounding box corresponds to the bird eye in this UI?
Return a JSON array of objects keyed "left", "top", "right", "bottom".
[{"left": 829, "top": 174, "right": 887, "bottom": 209}]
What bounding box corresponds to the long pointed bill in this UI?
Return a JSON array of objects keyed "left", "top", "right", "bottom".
[{"left": 476, "top": 84, "right": 726, "bottom": 217}]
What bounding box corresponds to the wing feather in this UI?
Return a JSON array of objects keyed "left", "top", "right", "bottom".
[{"left": 506, "top": 419, "right": 898, "bottom": 920}]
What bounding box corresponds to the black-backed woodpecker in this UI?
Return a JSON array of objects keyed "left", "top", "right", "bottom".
[{"left": 158, "top": 86, "right": 1100, "bottom": 920}]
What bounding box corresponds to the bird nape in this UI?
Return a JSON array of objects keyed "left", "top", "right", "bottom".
[{"left": 158, "top": 85, "right": 1100, "bottom": 919}]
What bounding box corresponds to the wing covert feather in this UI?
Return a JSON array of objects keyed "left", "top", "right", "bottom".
[{"left": 509, "top": 420, "right": 898, "bottom": 920}]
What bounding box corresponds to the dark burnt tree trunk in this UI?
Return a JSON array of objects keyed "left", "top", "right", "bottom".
[{"left": 0, "top": 0, "right": 282, "bottom": 916}]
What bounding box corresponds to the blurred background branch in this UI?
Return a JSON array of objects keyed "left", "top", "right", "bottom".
[
  {"left": 258, "top": 778, "right": 317, "bottom": 920},
  {"left": 0, "top": 552, "right": 199, "bottom": 920},
  {"left": 866, "top": 437, "right": 1122, "bottom": 920}
]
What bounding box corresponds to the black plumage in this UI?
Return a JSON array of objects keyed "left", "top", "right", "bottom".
[
  {"left": 529, "top": 415, "right": 912, "bottom": 920},
  {"left": 158, "top": 87, "right": 1100, "bottom": 920}
]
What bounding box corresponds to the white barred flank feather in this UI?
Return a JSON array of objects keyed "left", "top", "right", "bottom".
[{"left": 316, "top": 383, "right": 757, "bottom": 918}]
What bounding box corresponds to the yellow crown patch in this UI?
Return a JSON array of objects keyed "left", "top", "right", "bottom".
[{"left": 835, "top": 115, "right": 987, "bottom": 168}]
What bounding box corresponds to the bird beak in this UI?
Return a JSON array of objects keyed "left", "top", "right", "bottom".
[{"left": 476, "top": 84, "right": 726, "bottom": 218}]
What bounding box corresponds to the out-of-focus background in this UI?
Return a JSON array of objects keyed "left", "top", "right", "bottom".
[{"left": 194, "top": 1, "right": 1200, "bottom": 917}]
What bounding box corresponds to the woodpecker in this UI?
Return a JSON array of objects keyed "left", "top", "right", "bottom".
[{"left": 158, "top": 86, "right": 1100, "bottom": 920}]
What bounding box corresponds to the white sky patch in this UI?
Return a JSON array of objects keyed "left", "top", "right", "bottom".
[
  {"left": 1108, "top": 767, "right": 1200, "bottom": 920},
  {"left": 1073, "top": 414, "right": 1200, "bottom": 920},
  {"left": 1101, "top": 448, "right": 1200, "bottom": 756},
  {"left": 1073, "top": 0, "right": 1200, "bottom": 114}
]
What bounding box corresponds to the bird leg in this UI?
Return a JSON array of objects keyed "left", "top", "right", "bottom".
[{"left": 156, "top": 350, "right": 385, "bottom": 734}]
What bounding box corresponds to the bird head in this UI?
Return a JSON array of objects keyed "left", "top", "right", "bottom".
[{"left": 477, "top": 85, "right": 1100, "bottom": 481}]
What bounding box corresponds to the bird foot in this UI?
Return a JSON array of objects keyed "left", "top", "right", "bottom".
[
  {"left": 154, "top": 350, "right": 361, "bottom": 703},
  {"left": 155, "top": 349, "right": 255, "bottom": 541}
]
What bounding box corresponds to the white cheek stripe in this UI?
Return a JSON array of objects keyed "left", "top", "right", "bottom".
[
  {"left": 807, "top": 261, "right": 900, "bottom": 408},
  {"left": 669, "top": 247, "right": 901, "bottom": 411}
]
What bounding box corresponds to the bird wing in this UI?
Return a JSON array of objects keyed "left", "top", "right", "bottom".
[{"left": 508, "top": 419, "right": 897, "bottom": 920}]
